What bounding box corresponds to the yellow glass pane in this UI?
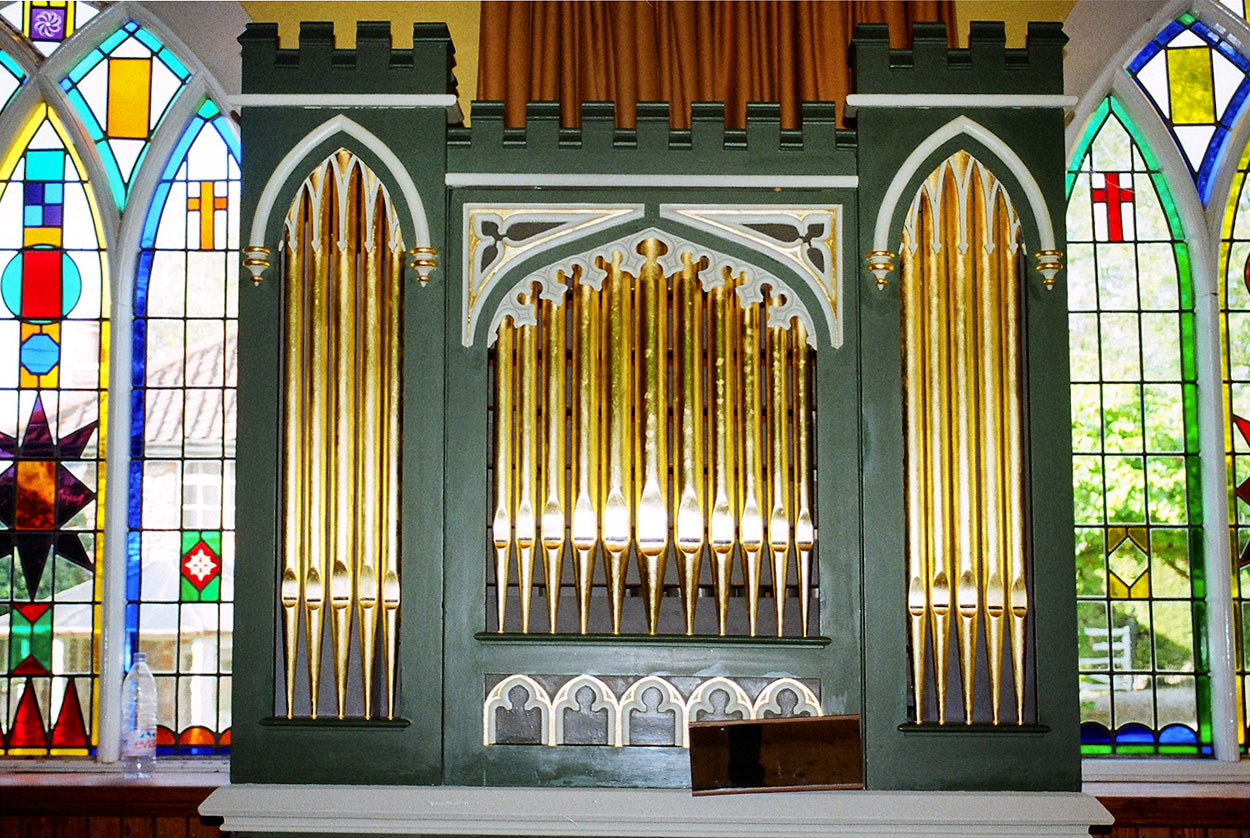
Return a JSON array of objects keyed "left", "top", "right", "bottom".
[
  {"left": 1167, "top": 47, "right": 1215, "bottom": 125},
  {"left": 106, "top": 58, "right": 151, "bottom": 139}
]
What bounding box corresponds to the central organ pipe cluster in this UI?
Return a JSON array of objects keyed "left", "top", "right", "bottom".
[{"left": 492, "top": 238, "right": 815, "bottom": 637}]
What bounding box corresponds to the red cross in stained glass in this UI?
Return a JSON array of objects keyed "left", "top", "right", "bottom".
[
  {"left": 1092, "top": 173, "right": 1135, "bottom": 242},
  {"left": 186, "top": 182, "right": 228, "bottom": 251}
]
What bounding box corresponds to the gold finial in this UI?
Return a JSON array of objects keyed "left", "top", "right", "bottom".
[
  {"left": 408, "top": 246, "right": 438, "bottom": 285},
  {"left": 1034, "top": 250, "right": 1063, "bottom": 290},
  {"left": 242, "top": 245, "right": 271, "bottom": 285},
  {"left": 866, "top": 250, "right": 896, "bottom": 290}
]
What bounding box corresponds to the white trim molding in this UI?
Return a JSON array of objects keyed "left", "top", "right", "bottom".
[
  {"left": 446, "top": 173, "right": 858, "bottom": 189},
  {"left": 845, "top": 93, "right": 1077, "bottom": 117},
  {"left": 201, "top": 786, "right": 1113, "bottom": 837}
]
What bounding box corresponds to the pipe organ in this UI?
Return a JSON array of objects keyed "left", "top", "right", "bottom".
[
  {"left": 901, "top": 151, "right": 1029, "bottom": 726},
  {"left": 489, "top": 239, "right": 816, "bottom": 637},
  {"left": 278, "top": 150, "right": 404, "bottom": 720},
  {"left": 227, "top": 17, "right": 1085, "bottom": 805}
]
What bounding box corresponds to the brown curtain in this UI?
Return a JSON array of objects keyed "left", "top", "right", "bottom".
[{"left": 477, "top": 1, "right": 955, "bottom": 129}]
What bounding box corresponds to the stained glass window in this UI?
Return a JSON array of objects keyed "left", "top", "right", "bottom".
[
  {"left": 1218, "top": 140, "right": 1250, "bottom": 752},
  {"left": 59, "top": 20, "right": 191, "bottom": 208},
  {"left": 0, "top": 1, "right": 96, "bottom": 57},
  {"left": 127, "top": 99, "right": 238, "bottom": 755},
  {"left": 0, "top": 47, "right": 26, "bottom": 112},
  {"left": 0, "top": 102, "right": 108, "bottom": 755},
  {"left": 1217, "top": 0, "right": 1250, "bottom": 23},
  {"left": 1066, "top": 97, "right": 1210, "bottom": 755},
  {"left": 1128, "top": 12, "right": 1250, "bottom": 204}
]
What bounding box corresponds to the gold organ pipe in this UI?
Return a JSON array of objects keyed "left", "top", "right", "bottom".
[
  {"left": 792, "top": 321, "right": 814, "bottom": 638},
  {"left": 923, "top": 186, "right": 954, "bottom": 725},
  {"left": 492, "top": 324, "right": 515, "bottom": 632},
  {"left": 280, "top": 189, "right": 306, "bottom": 719},
  {"left": 707, "top": 276, "right": 737, "bottom": 636},
  {"left": 516, "top": 294, "right": 540, "bottom": 633},
  {"left": 382, "top": 243, "right": 402, "bottom": 718},
  {"left": 1002, "top": 207, "right": 1028, "bottom": 725},
  {"left": 950, "top": 162, "right": 981, "bottom": 724},
  {"left": 355, "top": 184, "right": 384, "bottom": 718},
  {"left": 902, "top": 230, "right": 929, "bottom": 721},
  {"left": 767, "top": 316, "right": 791, "bottom": 636},
  {"left": 304, "top": 168, "right": 332, "bottom": 718},
  {"left": 738, "top": 276, "right": 766, "bottom": 637},
  {"left": 570, "top": 273, "right": 601, "bottom": 634},
  {"left": 635, "top": 239, "right": 669, "bottom": 634},
  {"left": 673, "top": 254, "right": 705, "bottom": 635},
  {"left": 540, "top": 283, "right": 568, "bottom": 633},
  {"left": 979, "top": 191, "right": 1009, "bottom": 725},
  {"left": 329, "top": 157, "right": 359, "bottom": 718},
  {"left": 601, "top": 254, "right": 633, "bottom": 634}
]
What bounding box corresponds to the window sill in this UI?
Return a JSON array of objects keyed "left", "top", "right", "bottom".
[
  {"left": 0, "top": 765, "right": 226, "bottom": 817},
  {"left": 1082, "top": 757, "right": 1250, "bottom": 800}
]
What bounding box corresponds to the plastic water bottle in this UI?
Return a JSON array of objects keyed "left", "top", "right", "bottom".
[{"left": 121, "top": 652, "right": 157, "bottom": 779}]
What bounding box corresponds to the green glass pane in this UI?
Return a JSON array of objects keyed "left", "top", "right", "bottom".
[
  {"left": 1103, "top": 383, "right": 1144, "bottom": 453},
  {"left": 1070, "top": 313, "right": 1101, "bottom": 381},
  {"left": 1096, "top": 244, "right": 1139, "bottom": 310},
  {"left": 1072, "top": 384, "right": 1103, "bottom": 452},
  {"left": 1144, "top": 383, "right": 1184, "bottom": 452},
  {"left": 1105, "top": 455, "right": 1147, "bottom": 523},
  {"left": 1137, "top": 243, "right": 1180, "bottom": 308},
  {"left": 1074, "top": 455, "right": 1106, "bottom": 523},
  {"left": 1140, "top": 314, "right": 1182, "bottom": 379},
  {"left": 1150, "top": 528, "right": 1192, "bottom": 596},
  {"left": 1101, "top": 314, "right": 1143, "bottom": 381},
  {"left": 1076, "top": 528, "right": 1107, "bottom": 595},
  {"left": 1147, "top": 456, "right": 1189, "bottom": 524},
  {"left": 1068, "top": 243, "right": 1097, "bottom": 310}
]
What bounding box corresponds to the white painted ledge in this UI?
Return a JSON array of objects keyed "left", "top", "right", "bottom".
[{"left": 200, "top": 785, "right": 1113, "bottom": 837}]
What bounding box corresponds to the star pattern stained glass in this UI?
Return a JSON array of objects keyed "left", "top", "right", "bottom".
[
  {"left": 0, "top": 1, "right": 97, "bottom": 57},
  {"left": 0, "top": 103, "right": 107, "bottom": 756},
  {"left": 127, "top": 99, "right": 237, "bottom": 755},
  {"left": 1218, "top": 139, "right": 1250, "bottom": 752},
  {"left": 1128, "top": 12, "right": 1250, "bottom": 204},
  {"left": 60, "top": 20, "right": 191, "bottom": 208},
  {"left": 1066, "top": 97, "right": 1210, "bottom": 756}
]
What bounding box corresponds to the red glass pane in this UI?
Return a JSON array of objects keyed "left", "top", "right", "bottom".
[
  {"left": 7, "top": 680, "right": 47, "bottom": 748},
  {"left": 156, "top": 725, "right": 175, "bottom": 746},
  {"left": 177, "top": 725, "right": 215, "bottom": 746},
  {"left": 20, "top": 249, "right": 62, "bottom": 320},
  {"left": 50, "top": 679, "right": 87, "bottom": 748}
]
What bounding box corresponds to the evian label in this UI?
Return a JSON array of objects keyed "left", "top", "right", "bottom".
[{"left": 122, "top": 726, "right": 155, "bottom": 756}]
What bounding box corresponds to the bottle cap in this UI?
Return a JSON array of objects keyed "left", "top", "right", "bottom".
[{"left": 133, "top": 652, "right": 147, "bottom": 663}]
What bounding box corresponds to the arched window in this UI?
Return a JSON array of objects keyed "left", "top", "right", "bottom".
[
  {"left": 1067, "top": 0, "right": 1248, "bottom": 761},
  {"left": 0, "top": 1, "right": 237, "bottom": 758}
]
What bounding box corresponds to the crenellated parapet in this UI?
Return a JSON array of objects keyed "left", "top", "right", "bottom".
[
  {"left": 852, "top": 20, "right": 1066, "bottom": 96},
  {"left": 238, "top": 20, "right": 457, "bottom": 96},
  {"left": 447, "top": 100, "right": 856, "bottom": 177}
]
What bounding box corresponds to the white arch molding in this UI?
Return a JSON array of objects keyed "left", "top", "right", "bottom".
[
  {"left": 246, "top": 114, "right": 433, "bottom": 279},
  {"left": 871, "top": 115, "right": 1058, "bottom": 260}
]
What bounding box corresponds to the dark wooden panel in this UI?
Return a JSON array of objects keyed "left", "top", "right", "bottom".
[
  {"left": 1100, "top": 798, "right": 1250, "bottom": 829},
  {"left": 1, "top": 786, "right": 216, "bottom": 818}
]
